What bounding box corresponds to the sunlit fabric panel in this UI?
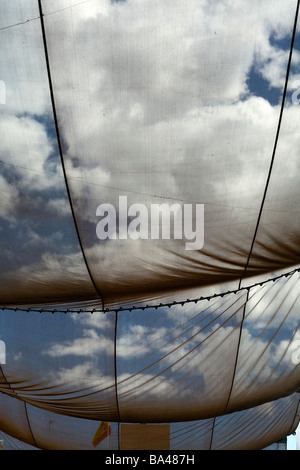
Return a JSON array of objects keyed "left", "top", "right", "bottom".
[
  {"left": 0, "top": 0, "right": 300, "bottom": 452},
  {"left": 25, "top": 403, "right": 119, "bottom": 450},
  {"left": 241, "top": 24, "right": 300, "bottom": 284},
  {"left": 116, "top": 292, "right": 247, "bottom": 422},
  {"left": 226, "top": 272, "right": 300, "bottom": 413},
  {"left": 0, "top": 1, "right": 100, "bottom": 306},
  {"left": 0, "top": 309, "right": 118, "bottom": 421},
  {"left": 0, "top": 392, "right": 298, "bottom": 450},
  {"left": 38, "top": 0, "right": 300, "bottom": 309},
  {"left": 0, "top": 274, "right": 299, "bottom": 423},
  {"left": 115, "top": 275, "right": 300, "bottom": 423},
  {"left": 210, "top": 393, "right": 299, "bottom": 450},
  {"left": 0, "top": 393, "right": 37, "bottom": 448}
]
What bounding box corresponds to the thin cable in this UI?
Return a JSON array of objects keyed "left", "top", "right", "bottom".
[
  {"left": 38, "top": 0, "right": 104, "bottom": 309},
  {"left": 0, "top": 17, "right": 40, "bottom": 31},
  {"left": 114, "top": 311, "right": 121, "bottom": 430},
  {"left": 0, "top": 1, "right": 92, "bottom": 32},
  {"left": 223, "top": 289, "right": 249, "bottom": 414},
  {"left": 238, "top": 0, "right": 300, "bottom": 289}
]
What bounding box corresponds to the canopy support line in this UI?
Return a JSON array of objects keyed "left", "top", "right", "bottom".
[
  {"left": 24, "top": 402, "right": 39, "bottom": 449},
  {"left": 1, "top": 265, "right": 300, "bottom": 314},
  {"left": 223, "top": 289, "right": 250, "bottom": 414},
  {"left": 208, "top": 418, "right": 216, "bottom": 450},
  {"left": 238, "top": 0, "right": 300, "bottom": 290},
  {"left": 288, "top": 395, "right": 300, "bottom": 437},
  {"left": 0, "top": 364, "right": 38, "bottom": 447},
  {"left": 37, "top": 0, "right": 105, "bottom": 310},
  {"left": 114, "top": 311, "right": 121, "bottom": 428}
]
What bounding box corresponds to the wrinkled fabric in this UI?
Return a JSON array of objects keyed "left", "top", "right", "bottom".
[
  {"left": 0, "top": 0, "right": 300, "bottom": 450},
  {"left": 0, "top": 0, "right": 300, "bottom": 308},
  {"left": 0, "top": 391, "right": 298, "bottom": 450}
]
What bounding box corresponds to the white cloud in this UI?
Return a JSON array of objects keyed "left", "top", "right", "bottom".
[
  {"left": 46, "top": 327, "right": 114, "bottom": 357},
  {"left": 39, "top": 0, "right": 300, "bottom": 242},
  {"left": 0, "top": 114, "right": 62, "bottom": 193},
  {"left": 47, "top": 362, "right": 115, "bottom": 391}
]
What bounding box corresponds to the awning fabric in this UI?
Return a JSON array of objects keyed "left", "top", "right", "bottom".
[{"left": 0, "top": 0, "right": 300, "bottom": 449}]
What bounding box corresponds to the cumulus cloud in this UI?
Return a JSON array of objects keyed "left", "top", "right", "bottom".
[
  {"left": 0, "top": 114, "right": 62, "bottom": 192},
  {"left": 52, "top": 361, "right": 114, "bottom": 388},
  {"left": 2, "top": 0, "right": 300, "bottom": 304},
  {"left": 46, "top": 326, "right": 114, "bottom": 358}
]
